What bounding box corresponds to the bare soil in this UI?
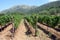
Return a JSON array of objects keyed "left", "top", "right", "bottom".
[
  {"left": 0, "top": 19, "right": 52, "bottom": 40},
  {"left": 37, "top": 22, "right": 60, "bottom": 39},
  {"left": 0, "top": 24, "right": 13, "bottom": 40},
  {"left": 13, "top": 19, "right": 51, "bottom": 40}
]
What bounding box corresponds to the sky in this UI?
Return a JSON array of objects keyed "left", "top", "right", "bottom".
[{"left": 0, "top": 0, "right": 58, "bottom": 11}]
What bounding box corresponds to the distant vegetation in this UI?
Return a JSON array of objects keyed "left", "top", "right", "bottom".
[{"left": 30, "top": 1, "right": 60, "bottom": 15}]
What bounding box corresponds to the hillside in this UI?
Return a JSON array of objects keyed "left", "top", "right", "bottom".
[
  {"left": 0, "top": 1, "right": 60, "bottom": 15},
  {"left": 30, "top": 1, "right": 60, "bottom": 15},
  {"left": 1, "top": 5, "right": 37, "bottom": 14}
]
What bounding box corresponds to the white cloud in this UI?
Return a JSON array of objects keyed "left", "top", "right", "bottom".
[{"left": 48, "top": 0, "right": 58, "bottom": 2}]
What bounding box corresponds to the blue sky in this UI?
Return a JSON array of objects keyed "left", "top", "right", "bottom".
[{"left": 0, "top": 0, "right": 58, "bottom": 11}]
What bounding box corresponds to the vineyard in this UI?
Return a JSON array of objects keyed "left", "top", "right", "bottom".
[
  {"left": 0, "top": 13, "right": 60, "bottom": 40},
  {"left": 0, "top": 13, "right": 23, "bottom": 29},
  {"left": 25, "top": 14, "right": 60, "bottom": 28},
  {"left": 25, "top": 14, "right": 60, "bottom": 40},
  {"left": 0, "top": 0, "right": 60, "bottom": 40}
]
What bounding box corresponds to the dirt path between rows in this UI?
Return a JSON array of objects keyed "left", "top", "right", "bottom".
[
  {"left": 13, "top": 19, "right": 38, "bottom": 40},
  {"left": 13, "top": 19, "right": 28, "bottom": 40},
  {"left": 13, "top": 19, "right": 52, "bottom": 40},
  {"left": 0, "top": 19, "right": 52, "bottom": 40},
  {"left": 13, "top": 19, "right": 37, "bottom": 40}
]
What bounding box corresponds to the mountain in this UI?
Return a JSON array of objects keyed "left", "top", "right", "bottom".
[
  {"left": 1, "top": 5, "right": 37, "bottom": 14},
  {"left": 30, "top": 1, "right": 60, "bottom": 14},
  {"left": 1, "top": 1, "right": 60, "bottom": 15}
]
